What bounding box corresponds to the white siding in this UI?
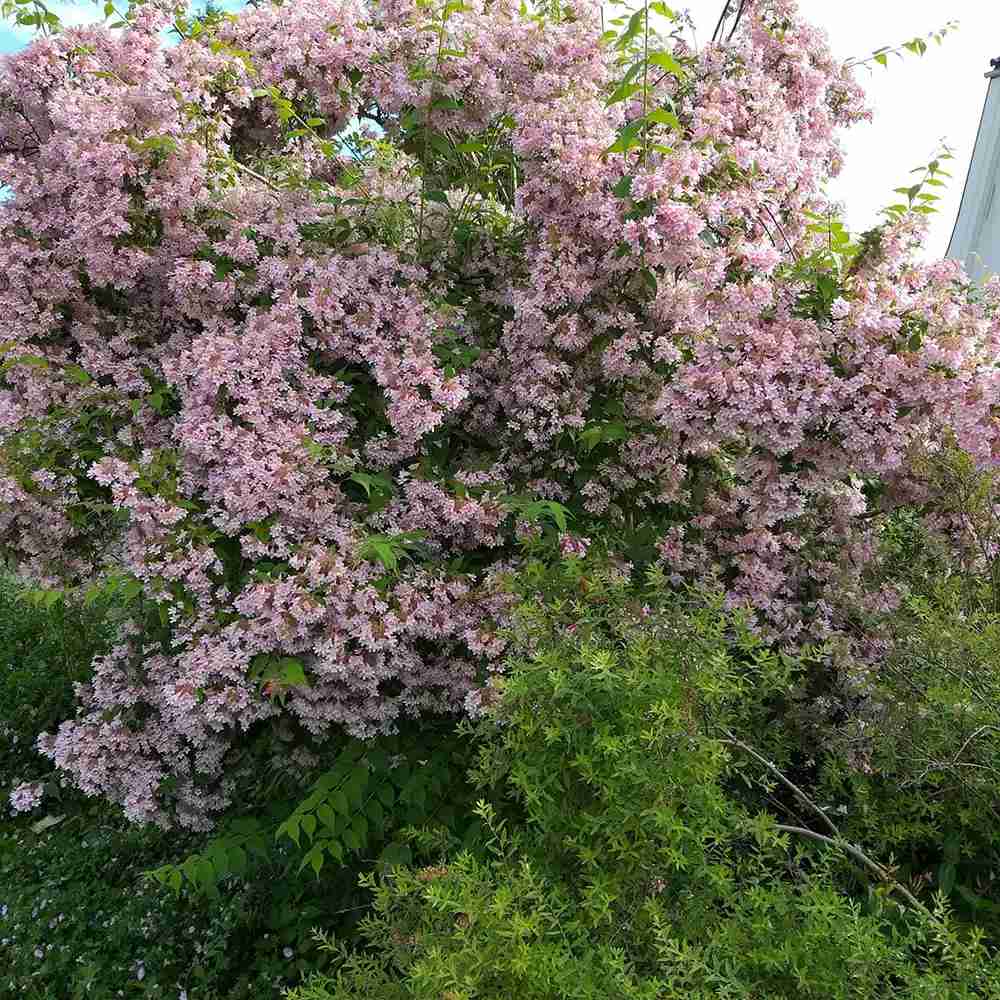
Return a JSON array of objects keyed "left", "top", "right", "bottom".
[{"left": 948, "top": 70, "right": 1000, "bottom": 282}]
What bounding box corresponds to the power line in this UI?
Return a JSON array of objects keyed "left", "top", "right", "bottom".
[
  {"left": 711, "top": 0, "right": 748, "bottom": 44},
  {"left": 726, "top": 0, "right": 748, "bottom": 42},
  {"left": 711, "top": 0, "right": 732, "bottom": 43}
]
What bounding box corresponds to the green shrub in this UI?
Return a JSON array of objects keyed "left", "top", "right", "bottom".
[
  {"left": 149, "top": 723, "right": 480, "bottom": 898},
  {"left": 0, "top": 573, "right": 117, "bottom": 800},
  {"left": 807, "top": 444, "right": 1000, "bottom": 933},
  {"left": 287, "top": 562, "right": 1000, "bottom": 999}
]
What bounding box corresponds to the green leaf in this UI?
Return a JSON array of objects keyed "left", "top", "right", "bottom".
[
  {"left": 207, "top": 843, "right": 231, "bottom": 878},
  {"left": 330, "top": 788, "right": 350, "bottom": 815},
  {"left": 2, "top": 354, "right": 49, "bottom": 372},
  {"left": 278, "top": 817, "right": 301, "bottom": 847},
  {"left": 612, "top": 174, "right": 634, "bottom": 198},
  {"left": 605, "top": 125, "right": 644, "bottom": 155},
  {"left": 351, "top": 813, "right": 369, "bottom": 845},
  {"left": 362, "top": 538, "right": 398, "bottom": 571},
  {"left": 277, "top": 657, "right": 309, "bottom": 687},
  {"left": 645, "top": 108, "right": 680, "bottom": 130},
  {"left": 227, "top": 845, "right": 248, "bottom": 877},
  {"left": 617, "top": 8, "right": 645, "bottom": 48},
  {"left": 68, "top": 378, "right": 96, "bottom": 399},
  {"left": 618, "top": 59, "right": 646, "bottom": 88},
  {"left": 195, "top": 857, "right": 216, "bottom": 892},
  {"left": 938, "top": 862, "right": 957, "bottom": 895},
  {"left": 346, "top": 766, "right": 368, "bottom": 809},
  {"left": 606, "top": 82, "right": 643, "bottom": 106},
  {"left": 648, "top": 50, "right": 685, "bottom": 78},
  {"left": 302, "top": 845, "right": 324, "bottom": 876},
  {"left": 349, "top": 471, "right": 394, "bottom": 501},
  {"left": 366, "top": 798, "right": 385, "bottom": 832},
  {"left": 579, "top": 426, "right": 603, "bottom": 452},
  {"left": 316, "top": 803, "right": 338, "bottom": 831},
  {"left": 379, "top": 842, "right": 412, "bottom": 869}
]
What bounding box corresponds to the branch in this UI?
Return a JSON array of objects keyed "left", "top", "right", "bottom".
[
  {"left": 724, "top": 0, "right": 748, "bottom": 43},
  {"left": 774, "top": 824, "right": 931, "bottom": 917},
  {"left": 230, "top": 158, "right": 283, "bottom": 194},
  {"left": 721, "top": 730, "right": 839, "bottom": 837},
  {"left": 723, "top": 732, "right": 938, "bottom": 921}
]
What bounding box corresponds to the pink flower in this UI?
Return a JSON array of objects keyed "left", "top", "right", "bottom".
[
  {"left": 830, "top": 296, "right": 851, "bottom": 320},
  {"left": 10, "top": 781, "right": 43, "bottom": 814},
  {"left": 0, "top": 0, "right": 994, "bottom": 831},
  {"left": 559, "top": 533, "right": 591, "bottom": 559}
]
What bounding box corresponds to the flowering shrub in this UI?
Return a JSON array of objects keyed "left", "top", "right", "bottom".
[
  {"left": 2, "top": 0, "right": 1000, "bottom": 827},
  {"left": 0, "top": 573, "right": 429, "bottom": 998}
]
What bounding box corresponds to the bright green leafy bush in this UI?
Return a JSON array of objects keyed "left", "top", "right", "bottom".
[{"left": 287, "top": 561, "right": 1000, "bottom": 999}]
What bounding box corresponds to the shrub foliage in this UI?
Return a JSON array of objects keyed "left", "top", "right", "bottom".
[
  {"left": 287, "top": 563, "right": 1000, "bottom": 999},
  {"left": 3, "top": 0, "right": 1000, "bottom": 827}
]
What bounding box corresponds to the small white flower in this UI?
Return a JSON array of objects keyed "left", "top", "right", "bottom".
[
  {"left": 34, "top": 946, "right": 44, "bottom": 960},
  {"left": 283, "top": 946, "right": 293, "bottom": 959},
  {"left": 830, "top": 296, "right": 851, "bottom": 320}
]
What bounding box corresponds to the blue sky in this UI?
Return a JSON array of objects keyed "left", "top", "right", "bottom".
[
  {"left": 0, "top": 0, "right": 107, "bottom": 53},
  {"left": 0, "top": 26, "right": 21, "bottom": 53},
  {"left": 0, "top": 0, "right": 246, "bottom": 54}
]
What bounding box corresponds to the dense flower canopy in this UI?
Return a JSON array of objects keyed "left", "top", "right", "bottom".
[{"left": 2, "top": 0, "right": 999, "bottom": 826}]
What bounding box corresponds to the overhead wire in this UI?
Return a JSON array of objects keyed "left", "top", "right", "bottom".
[
  {"left": 711, "top": 0, "right": 748, "bottom": 45},
  {"left": 725, "top": 0, "right": 748, "bottom": 42},
  {"left": 711, "top": 0, "right": 732, "bottom": 43}
]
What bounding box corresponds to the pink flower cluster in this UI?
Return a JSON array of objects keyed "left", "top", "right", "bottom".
[
  {"left": 1, "top": 0, "right": 999, "bottom": 825},
  {"left": 9, "top": 781, "right": 43, "bottom": 814}
]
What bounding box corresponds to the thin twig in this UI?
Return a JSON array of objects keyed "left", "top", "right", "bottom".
[
  {"left": 231, "top": 158, "right": 283, "bottom": 194},
  {"left": 762, "top": 203, "right": 798, "bottom": 261},
  {"left": 641, "top": 0, "right": 650, "bottom": 167},
  {"left": 723, "top": 731, "right": 938, "bottom": 920},
  {"left": 725, "top": 0, "right": 748, "bottom": 42}
]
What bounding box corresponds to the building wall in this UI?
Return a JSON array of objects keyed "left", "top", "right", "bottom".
[{"left": 948, "top": 69, "right": 1000, "bottom": 282}]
